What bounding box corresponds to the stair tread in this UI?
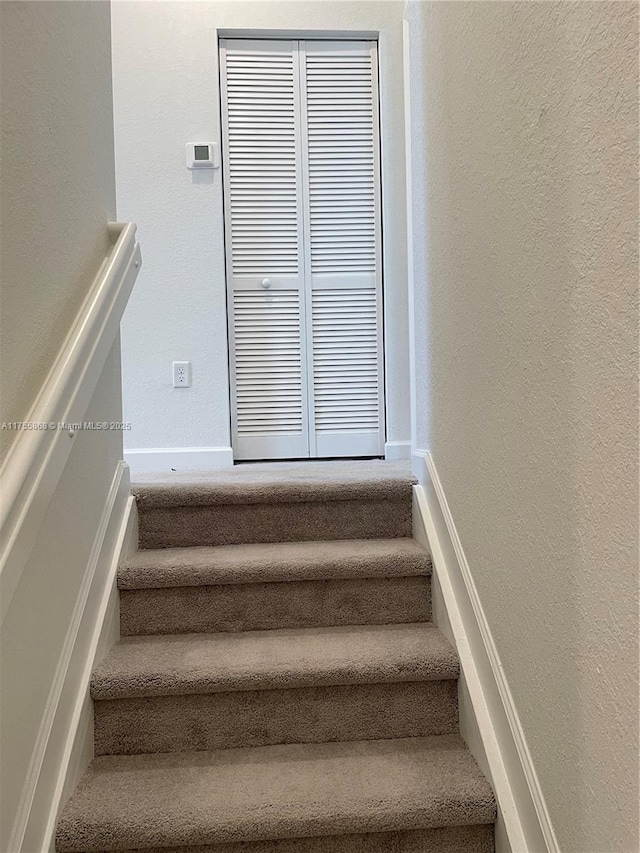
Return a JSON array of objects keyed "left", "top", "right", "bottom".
[
  {"left": 56, "top": 735, "right": 496, "bottom": 852},
  {"left": 131, "top": 461, "right": 416, "bottom": 508},
  {"left": 119, "top": 538, "right": 431, "bottom": 589},
  {"left": 91, "top": 623, "right": 458, "bottom": 700}
]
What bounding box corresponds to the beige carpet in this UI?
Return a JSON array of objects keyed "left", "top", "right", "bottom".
[
  {"left": 118, "top": 538, "right": 431, "bottom": 588},
  {"left": 57, "top": 737, "right": 495, "bottom": 851},
  {"left": 132, "top": 461, "right": 416, "bottom": 549},
  {"left": 92, "top": 824, "right": 495, "bottom": 853},
  {"left": 56, "top": 461, "right": 495, "bottom": 852},
  {"left": 131, "top": 461, "right": 415, "bottom": 506},
  {"left": 118, "top": 539, "right": 433, "bottom": 635},
  {"left": 94, "top": 681, "right": 459, "bottom": 756}
]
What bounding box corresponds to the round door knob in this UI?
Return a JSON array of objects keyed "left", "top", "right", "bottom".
[{"left": 261, "top": 278, "right": 272, "bottom": 289}]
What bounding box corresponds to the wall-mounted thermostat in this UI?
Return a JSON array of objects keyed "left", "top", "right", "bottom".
[{"left": 186, "top": 143, "right": 219, "bottom": 169}]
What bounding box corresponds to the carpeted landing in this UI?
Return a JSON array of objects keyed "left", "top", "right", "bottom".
[{"left": 56, "top": 461, "right": 496, "bottom": 852}]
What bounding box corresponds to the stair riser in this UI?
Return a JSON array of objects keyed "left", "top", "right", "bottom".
[
  {"left": 92, "top": 824, "right": 494, "bottom": 852},
  {"left": 137, "top": 498, "right": 413, "bottom": 549},
  {"left": 119, "top": 577, "right": 431, "bottom": 635},
  {"left": 94, "top": 680, "right": 458, "bottom": 756}
]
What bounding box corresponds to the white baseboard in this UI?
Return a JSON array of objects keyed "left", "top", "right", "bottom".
[
  {"left": 11, "top": 461, "right": 137, "bottom": 853},
  {"left": 384, "top": 440, "right": 411, "bottom": 461},
  {"left": 412, "top": 451, "right": 559, "bottom": 853},
  {"left": 125, "top": 445, "right": 234, "bottom": 474}
]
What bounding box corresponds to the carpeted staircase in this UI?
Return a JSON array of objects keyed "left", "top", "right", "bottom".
[{"left": 56, "top": 462, "right": 496, "bottom": 852}]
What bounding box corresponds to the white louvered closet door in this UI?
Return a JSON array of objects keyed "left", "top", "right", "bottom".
[
  {"left": 300, "top": 41, "right": 384, "bottom": 457},
  {"left": 221, "top": 40, "right": 308, "bottom": 460},
  {"left": 221, "top": 39, "right": 384, "bottom": 460}
]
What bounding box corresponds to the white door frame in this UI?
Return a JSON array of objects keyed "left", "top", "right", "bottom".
[{"left": 219, "top": 33, "right": 386, "bottom": 461}]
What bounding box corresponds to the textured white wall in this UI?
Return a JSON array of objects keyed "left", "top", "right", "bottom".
[
  {"left": 407, "top": 1, "right": 639, "bottom": 850},
  {"left": 0, "top": 0, "right": 117, "bottom": 461},
  {"left": 111, "top": 0, "right": 410, "bottom": 459}
]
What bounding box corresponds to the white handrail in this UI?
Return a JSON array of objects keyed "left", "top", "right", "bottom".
[{"left": 0, "top": 222, "right": 141, "bottom": 623}]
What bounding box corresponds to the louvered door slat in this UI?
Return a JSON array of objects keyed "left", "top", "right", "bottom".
[
  {"left": 313, "top": 289, "right": 379, "bottom": 442},
  {"left": 231, "top": 291, "right": 307, "bottom": 450},
  {"left": 222, "top": 40, "right": 301, "bottom": 280}
]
